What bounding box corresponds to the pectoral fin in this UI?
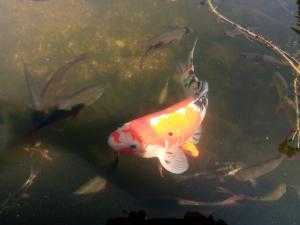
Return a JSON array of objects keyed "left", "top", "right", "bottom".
[
  {"left": 158, "top": 146, "right": 188, "bottom": 174},
  {"left": 181, "top": 141, "right": 199, "bottom": 157}
]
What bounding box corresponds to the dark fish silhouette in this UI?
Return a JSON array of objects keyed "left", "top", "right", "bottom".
[
  {"left": 40, "top": 54, "right": 86, "bottom": 110},
  {"left": 140, "top": 26, "right": 193, "bottom": 68},
  {"left": 230, "top": 154, "right": 285, "bottom": 186},
  {"left": 240, "top": 52, "right": 289, "bottom": 67},
  {"left": 25, "top": 104, "right": 84, "bottom": 137}
]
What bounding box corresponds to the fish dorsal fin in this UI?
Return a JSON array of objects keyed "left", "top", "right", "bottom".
[
  {"left": 188, "top": 126, "right": 202, "bottom": 144},
  {"left": 158, "top": 145, "right": 188, "bottom": 174},
  {"left": 181, "top": 141, "right": 199, "bottom": 157}
]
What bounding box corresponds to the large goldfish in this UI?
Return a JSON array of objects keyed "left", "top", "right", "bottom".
[{"left": 108, "top": 79, "right": 208, "bottom": 174}]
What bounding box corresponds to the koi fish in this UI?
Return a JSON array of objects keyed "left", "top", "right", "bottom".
[
  {"left": 247, "top": 183, "right": 286, "bottom": 202},
  {"left": 229, "top": 154, "right": 285, "bottom": 186},
  {"left": 175, "top": 39, "right": 199, "bottom": 97},
  {"left": 277, "top": 96, "right": 296, "bottom": 127},
  {"left": 23, "top": 54, "right": 86, "bottom": 112},
  {"left": 140, "top": 26, "right": 193, "bottom": 68},
  {"left": 23, "top": 61, "right": 43, "bottom": 111},
  {"left": 40, "top": 54, "right": 86, "bottom": 110},
  {"left": 240, "top": 52, "right": 289, "bottom": 67},
  {"left": 108, "top": 79, "right": 208, "bottom": 174},
  {"left": 273, "top": 71, "right": 289, "bottom": 112},
  {"left": 177, "top": 195, "right": 245, "bottom": 207},
  {"left": 58, "top": 84, "right": 106, "bottom": 110}
]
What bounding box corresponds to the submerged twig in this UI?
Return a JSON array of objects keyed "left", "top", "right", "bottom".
[
  {"left": 207, "top": 0, "right": 300, "bottom": 74},
  {"left": 207, "top": 0, "right": 300, "bottom": 154}
]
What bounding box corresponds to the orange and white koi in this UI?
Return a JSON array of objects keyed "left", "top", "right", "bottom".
[{"left": 108, "top": 79, "right": 208, "bottom": 174}]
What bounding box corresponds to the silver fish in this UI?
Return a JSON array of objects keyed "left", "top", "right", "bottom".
[
  {"left": 73, "top": 176, "right": 107, "bottom": 195},
  {"left": 248, "top": 183, "right": 286, "bottom": 202},
  {"left": 140, "top": 26, "right": 193, "bottom": 68},
  {"left": 231, "top": 154, "right": 285, "bottom": 186},
  {"left": 175, "top": 39, "right": 200, "bottom": 97},
  {"left": 23, "top": 62, "right": 43, "bottom": 111},
  {"left": 278, "top": 96, "right": 296, "bottom": 127},
  {"left": 58, "top": 84, "right": 106, "bottom": 110},
  {"left": 177, "top": 194, "right": 245, "bottom": 206},
  {"left": 158, "top": 79, "right": 169, "bottom": 104},
  {"left": 273, "top": 72, "right": 289, "bottom": 100},
  {"left": 240, "top": 52, "right": 289, "bottom": 67},
  {"left": 40, "top": 54, "right": 86, "bottom": 110}
]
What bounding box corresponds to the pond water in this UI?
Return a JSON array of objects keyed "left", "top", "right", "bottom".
[{"left": 0, "top": 0, "right": 299, "bottom": 224}]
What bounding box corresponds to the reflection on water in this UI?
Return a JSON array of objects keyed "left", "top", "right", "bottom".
[{"left": 1, "top": 0, "right": 300, "bottom": 224}]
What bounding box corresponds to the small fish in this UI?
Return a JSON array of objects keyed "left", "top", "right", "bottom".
[
  {"left": 23, "top": 61, "right": 43, "bottom": 111},
  {"left": 248, "top": 183, "right": 287, "bottom": 202},
  {"left": 158, "top": 79, "right": 169, "bottom": 104},
  {"left": 177, "top": 195, "right": 245, "bottom": 206},
  {"left": 175, "top": 39, "right": 199, "bottom": 97},
  {"left": 108, "top": 80, "right": 208, "bottom": 174},
  {"left": 224, "top": 27, "right": 255, "bottom": 41},
  {"left": 277, "top": 96, "right": 296, "bottom": 127},
  {"left": 140, "top": 26, "right": 193, "bottom": 68},
  {"left": 231, "top": 154, "right": 285, "bottom": 186},
  {"left": 240, "top": 52, "right": 289, "bottom": 67},
  {"left": 40, "top": 54, "right": 86, "bottom": 110},
  {"left": 73, "top": 176, "right": 107, "bottom": 195},
  {"left": 58, "top": 84, "right": 106, "bottom": 110},
  {"left": 273, "top": 72, "right": 289, "bottom": 112},
  {"left": 23, "top": 54, "right": 86, "bottom": 112}
]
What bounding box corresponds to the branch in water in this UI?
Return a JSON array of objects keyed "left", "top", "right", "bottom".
[{"left": 207, "top": 0, "right": 300, "bottom": 75}]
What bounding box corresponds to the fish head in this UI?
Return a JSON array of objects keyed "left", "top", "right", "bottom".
[{"left": 108, "top": 124, "right": 143, "bottom": 155}]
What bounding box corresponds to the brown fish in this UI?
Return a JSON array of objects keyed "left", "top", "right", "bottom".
[
  {"left": 278, "top": 96, "right": 296, "bottom": 127},
  {"left": 231, "top": 154, "right": 285, "bottom": 186},
  {"left": 158, "top": 79, "right": 169, "bottom": 104},
  {"left": 248, "top": 183, "right": 287, "bottom": 202},
  {"left": 177, "top": 194, "right": 245, "bottom": 206},
  {"left": 273, "top": 71, "right": 289, "bottom": 112}
]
